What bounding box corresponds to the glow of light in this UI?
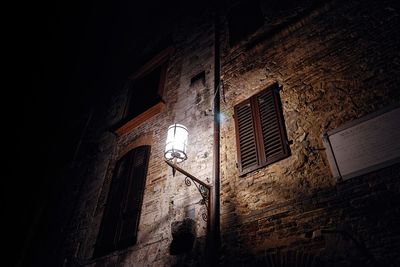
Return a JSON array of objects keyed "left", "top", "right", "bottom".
[{"left": 164, "top": 124, "right": 188, "bottom": 163}]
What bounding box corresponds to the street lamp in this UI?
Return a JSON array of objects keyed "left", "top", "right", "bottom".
[
  {"left": 164, "top": 124, "right": 188, "bottom": 163},
  {"left": 164, "top": 124, "right": 212, "bottom": 224}
]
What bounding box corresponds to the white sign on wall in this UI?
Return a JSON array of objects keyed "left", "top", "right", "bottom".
[{"left": 323, "top": 105, "right": 400, "bottom": 181}]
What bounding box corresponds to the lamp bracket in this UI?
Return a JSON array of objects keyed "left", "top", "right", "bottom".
[{"left": 165, "top": 160, "right": 212, "bottom": 222}]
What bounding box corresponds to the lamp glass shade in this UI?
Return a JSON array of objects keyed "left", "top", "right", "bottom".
[{"left": 164, "top": 124, "right": 188, "bottom": 163}]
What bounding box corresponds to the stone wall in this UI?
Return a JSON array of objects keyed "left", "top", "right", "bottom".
[
  {"left": 29, "top": 0, "right": 400, "bottom": 266},
  {"left": 219, "top": 0, "right": 400, "bottom": 266},
  {"left": 53, "top": 5, "right": 216, "bottom": 267}
]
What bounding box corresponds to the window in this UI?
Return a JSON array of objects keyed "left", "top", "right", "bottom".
[
  {"left": 124, "top": 60, "right": 167, "bottom": 120},
  {"left": 115, "top": 47, "right": 173, "bottom": 136},
  {"left": 234, "top": 83, "right": 290, "bottom": 176},
  {"left": 227, "top": 0, "right": 264, "bottom": 46},
  {"left": 94, "top": 145, "right": 151, "bottom": 257}
]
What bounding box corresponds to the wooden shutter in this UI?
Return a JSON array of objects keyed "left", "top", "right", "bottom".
[
  {"left": 256, "top": 87, "right": 290, "bottom": 165},
  {"left": 234, "top": 99, "right": 260, "bottom": 175},
  {"left": 94, "top": 151, "right": 132, "bottom": 257},
  {"left": 94, "top": 145, "right": 150, "bottom": 257},
  {"left": 117, "top": 145, "right": 150, "bottom": 247},
  {"left": 234, "top": 83, "right": 290, "bottom": 176}
]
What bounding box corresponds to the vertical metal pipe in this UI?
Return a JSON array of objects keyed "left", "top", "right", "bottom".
[{"left": 210, "top": 1, "right": 221, "bottom": 265}]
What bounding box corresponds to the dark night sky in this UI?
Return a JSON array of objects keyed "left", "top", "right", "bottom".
[{"left": 7, "top": 0, "right": 183, "bottom": 262}]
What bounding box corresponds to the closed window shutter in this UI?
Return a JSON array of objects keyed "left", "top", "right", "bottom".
[
  {"left": 256, "top": 87, "right": 290, "bottom": 164},
  {"left": 117, "top": 145, "right": 150, "bottom": 247},
  {"left": 94, "top": 145, "right": 150, "bottom": 257},
  {"left": 94, "top": 151, "right": 132, "bottom": 257},
  {"left": 234, "top": 83, "right": 290, "bottom": 176},
  {"left": 234, "top": 99, "right": 260, "bottom": 175}
]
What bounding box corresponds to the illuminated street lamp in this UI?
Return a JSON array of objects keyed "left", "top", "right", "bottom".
[
  {"left": 164, "top": 124, "right": 212, "bottom": 224},
  {"left": 164, "top": 124, "right": 188, "bottom": 163}
]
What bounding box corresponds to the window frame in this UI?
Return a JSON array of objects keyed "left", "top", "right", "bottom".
[
  {"left": 93, "top": 145, "right": 151, "bottom": 258},
  {"left": 123, "top": 55, "right": 169, "bottom": 119},
  {"left": 234, "top": 83, "right": 290, "bottom": 176},
  {"left": 115, "top": 47, "right": 174, "bottom": 136}
]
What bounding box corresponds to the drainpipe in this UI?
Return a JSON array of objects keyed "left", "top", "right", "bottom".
[{"left": 210, "top": 2, "right": 221, "bottom": 265}]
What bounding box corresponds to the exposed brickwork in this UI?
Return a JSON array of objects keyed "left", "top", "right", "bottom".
[
  {"left": 219, "top": 0, "right": 400, "bottom": 266},
  {"left": 29, "top": 1, "right": 400, "bottom": 266},
  {"left": 51, "top": 5, "right": 216, "bottom": 267}
]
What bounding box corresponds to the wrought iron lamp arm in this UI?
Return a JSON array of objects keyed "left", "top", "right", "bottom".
[
  {"left": 186, "top": 177, "right": 209, "bottom": 208},
  {"left": 165, "top": 160, "right": 211, "bottom": 189},
  {"left": 165, "top": 160, "right": 212, "bottom": 222}
]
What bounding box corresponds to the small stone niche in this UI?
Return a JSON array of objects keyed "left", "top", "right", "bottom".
[
  {"left": 190, "top": 71, "right": 206, "bottom": 87},
  {"left": 169, "top": 218, "right": 197, "bottom": 255}
]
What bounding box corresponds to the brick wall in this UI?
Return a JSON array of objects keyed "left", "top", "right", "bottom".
[
  {"left": 51, "top": 5, "right": 217, "bottom": 267},
  {"left": 219, "top": 0, "right": 400, "bottom": 266},
  {"left": 30, "top": 0, "right": 400, "bottom": 266}
]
